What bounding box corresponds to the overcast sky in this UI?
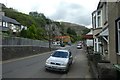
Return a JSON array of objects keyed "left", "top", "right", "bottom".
[{"left": 0, "top": 0, "right": 100, "bottom": 28}]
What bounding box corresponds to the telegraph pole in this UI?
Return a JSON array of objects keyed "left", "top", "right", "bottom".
[
  {"left": 46, "top": 19, "right": 51, "bottom": 51},
  {"left": 48, "top": 25, "right": 51, "bottom": 51}
]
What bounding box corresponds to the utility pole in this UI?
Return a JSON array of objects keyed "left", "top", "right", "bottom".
[
  {"left": 46, "top": 19, "right": 52, "bottom": 51},
  {"left": 48, "top": 24, "right": 51, "bottom": 51}
]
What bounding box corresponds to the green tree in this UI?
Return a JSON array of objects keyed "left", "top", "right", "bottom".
[
  {"left": 67, "top": 28, "right": 77, "bottom": 36},
  {"left": 26, "top": 25, "right": 36, "bottom": 39},
  {"left": 66, "top": 27, "right": 78, "bottom": 43},
  {"left": 36, "top": 27, "right": 45, "bottom": 40},
  {"left": 20, "top": 28, "right": 27, "bottom": 38}
]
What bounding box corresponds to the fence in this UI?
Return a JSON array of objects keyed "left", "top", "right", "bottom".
[
  {"left": 2, "top": 37, "right": 50, "bottom": 47},
  {"left": 2, "top": 37, "right": 59, "bottom": 60}
]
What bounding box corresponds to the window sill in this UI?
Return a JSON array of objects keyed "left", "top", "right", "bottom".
[
  {"left": 114, "top": 64, "right": 120, "bottom": 72},
  {"left": 117, "top": 53, "right": 120, "bottom": 56}
]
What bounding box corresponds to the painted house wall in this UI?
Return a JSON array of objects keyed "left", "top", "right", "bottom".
[
  {"left": 108, "top": 2, "right": 120, "bottom": 64},
  {"left": 116, "top": 2, "right": 120, "bottom": 64},
  {"left": 92, "top": 1, "right": 120, "bottom": 64}
]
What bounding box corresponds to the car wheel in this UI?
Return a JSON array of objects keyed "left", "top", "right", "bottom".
[
  {"left": 45, "top": 68, "right": 48, "bottom": 71},
  {"left": 64, "top": 69, "right": 68, "bottom": 73},
  {"left": 64, "top": 65, "right": 69, "bottom": 73},
  {"left": 71, "top": 60, "right": 73, "bottom": 65}
]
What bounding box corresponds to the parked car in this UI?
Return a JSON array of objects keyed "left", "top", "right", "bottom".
[
  {"left": 45, "top": 50, "right": 73, "bottom": 73},
  {"left": 60, "top": 43, "right": 65, "bottom": 47},
  {"left": 77, "top": 43, "right": 82, "bottom": 49},
  {"left": 52, "top": 41, "right": 60, "bottom": 46}
]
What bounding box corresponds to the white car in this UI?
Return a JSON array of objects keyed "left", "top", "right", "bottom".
[
  {"left": 45, "top": 50, "right": 73, "bottom": 73},
  {"left": 77, "top": 44, "right": 82, "bottom": 49}
]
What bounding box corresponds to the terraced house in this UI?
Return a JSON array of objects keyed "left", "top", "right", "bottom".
[
  {"left": 92, "top": 1, "right": 109, "bottom": 61},
  {"left": 92, "top": 0, "right": 120, "bottom": 78}
]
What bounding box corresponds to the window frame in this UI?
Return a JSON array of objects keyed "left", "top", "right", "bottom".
[
  {"left": 117, "top": 20, "right": 120, "bottom": 55},
  {"left": 115, "top": 17, "right": 120, "bottom": 55},
  {"left": 97, "top": 10, "right": 102, "bottom": 28}
]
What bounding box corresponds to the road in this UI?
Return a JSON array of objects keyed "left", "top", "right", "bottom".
[{"left": 2, "top": 44, "right": 91, "bottom": 78}]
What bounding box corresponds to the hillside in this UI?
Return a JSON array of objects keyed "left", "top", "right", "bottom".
[
  {"left": 60, "top": 22, "right": 87, "bottom": 35},
  {"left": 1, "top": 4, "right": 52, "bottom": 40},
  {"left": 1, "top": 3, "right": 90, "bottom": 42}
]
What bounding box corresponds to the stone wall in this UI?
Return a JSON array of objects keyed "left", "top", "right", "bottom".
[{"left": 2, "top": 46, "right": 56, "bottom": 61}]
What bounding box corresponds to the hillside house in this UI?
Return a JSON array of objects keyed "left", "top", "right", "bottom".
[
  {"left": 0, "top": 15, "right": 21, "bottom": 33},
  {"left": 0, "top": 3, "right": 21, "bottom": 35}
]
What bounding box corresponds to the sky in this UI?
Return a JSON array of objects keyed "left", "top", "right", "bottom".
[{"left": 0, "top": 0, "right": 100, "bottom": 28}]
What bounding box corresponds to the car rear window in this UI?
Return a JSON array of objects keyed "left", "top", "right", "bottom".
[
  {"left": 52, "top": 51, "right": 68, "bottom": 58},
  {"left": 77, "top": 44, "right": 82, "bottom": 46}
]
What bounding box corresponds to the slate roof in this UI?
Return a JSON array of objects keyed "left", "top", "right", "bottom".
[{"left": 2, "top": 16, "right": 20, "bottom": 25}]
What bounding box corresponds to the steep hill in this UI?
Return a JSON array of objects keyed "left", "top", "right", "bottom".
[{"left": 60, "top": 22, "right": 88, "bottom": 35}]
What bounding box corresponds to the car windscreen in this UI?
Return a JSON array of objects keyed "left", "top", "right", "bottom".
[{"left": 52, "top": 51, "right": 68, "bottom": 58}]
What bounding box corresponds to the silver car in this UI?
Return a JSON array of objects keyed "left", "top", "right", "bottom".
[
  {"left": 77, "top": 43, "right": 82, "bottom": 49},
  {"left": 45, "top": 50, "right": 73, "bottom": 73}
]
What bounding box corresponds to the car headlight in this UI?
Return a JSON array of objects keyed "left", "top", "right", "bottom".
[
  {"left": 46, "top": 60, "right": 50, "bottom": 64},
  {"left": 61, "top": 63, "right": 67, "bottom": 66}
]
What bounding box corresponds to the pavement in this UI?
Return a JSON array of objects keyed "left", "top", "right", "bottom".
[{"left": 2, "top": 44, "right": 92, "bottom": 78}]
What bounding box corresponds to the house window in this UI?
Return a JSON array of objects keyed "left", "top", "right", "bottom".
[
  {"left": 118, "top": 25, "right": 120, "bottom": 55},
  {"left": 3, "top": 22, "right": 6, "bottom": 27},
  {"left": 116, "top": 18, "right": 120, "bottom": 55},
  {"left": 95, "top": 43, "right": 97, "bottom": 52},
  {"left": 5, "top": 23, "right": 8, "bottom": 27},
  {"left": 94, "top": 16, "right": 96, "bottom": 29},
  {"left": 0, "top": 21, "right": 2, "bottom": 26},
  {"left": 119, "top": 21, "right": 120, "bottom": 29},
  {"left": 97, "top": 10, "right": 101, "bottom": 27},
  {"left": 98, "top": 16, "right": 101, "bottom": 27},
  {"left": 94, "top": 39, "right": 97, "bottom": 52}
]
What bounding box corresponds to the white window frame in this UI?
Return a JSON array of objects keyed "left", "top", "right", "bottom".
[
  {"left": 93, "top": 15, "right": 96, "bottom": 29},
  {"left": 117, "top": 20, "right": 120, "bottom": 55},
  {"left": 97, "top": 10, "right": 102, "bottom": 28},
  {"left": 0, "top": 21, "right": 2, "bottom": 26},
  {"left": 3, "top": 22, "right": 6, "bottom": 27}
]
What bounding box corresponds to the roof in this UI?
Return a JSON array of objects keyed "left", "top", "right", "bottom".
[
  {"left": 83, "top": 35, "right": 93, "bottom": 39},
  {"left": 86, "top": 30, "right": 93, "bottom": 35},
  {"left": 83, "top": 29, "right": 93, "bottom": 39},
  {"left": 2, "top": 15, "right": 20, "bottom": 25},
  {"left": 97, "top": 1, "right": 104, "bottom": 10},
  {"left": 99, "top": 28, "right": 108, "bottom": 36},
  {"left": 55, "top": 36, "right": 70, "bottom": 39}
]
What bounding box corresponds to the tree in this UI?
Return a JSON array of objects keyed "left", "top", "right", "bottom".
[
  {"left": 20, "top": 28, "right": 27, "bottom": 38},
  {"left": 26, "top": 25, "right": 36, "bottom": 39},
  {"left": 67, "top": 28, "right": 76, "bottom": 43},
  {"left": 67, "top": 28, "right": 77, "bottom": 36},
  {"left": 36, "top": 27, "right": 45, "bottom": 40}
]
